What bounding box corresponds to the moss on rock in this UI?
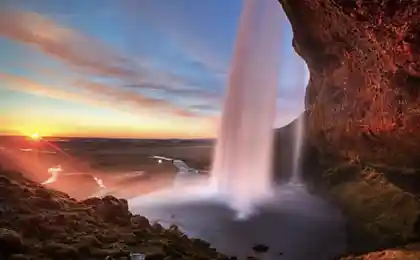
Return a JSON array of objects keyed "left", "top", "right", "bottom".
[{"left": 309, "top": 160, "right": 420, "bottom": 255}]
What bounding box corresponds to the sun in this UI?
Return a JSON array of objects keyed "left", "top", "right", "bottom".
[{"left": 29, "top": 132, "right": 42, "bottom": 141}]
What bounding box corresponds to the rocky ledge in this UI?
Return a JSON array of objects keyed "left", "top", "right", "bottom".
[
  {"left": 0, "top": 168, "right": 230, "bottom": 260},
  {"left": 342, "top": 243, "right": 420, "bottom": 260}
]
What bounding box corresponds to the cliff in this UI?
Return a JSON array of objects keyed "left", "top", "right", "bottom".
[
  {"left": 0, "top": 168, "right": 229, "bottom": 260},
  {"left": 276, "top": 0, "right": 420, "bottom": 258},
  {"left": 279, "top": 0, "right": 420, "bottom": 168}
]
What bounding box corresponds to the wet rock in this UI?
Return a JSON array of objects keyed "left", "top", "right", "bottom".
[
  {"left": 341, "top": 244, "right": 420, "bottom": 260},
  {"left": 130, "top": 253, "right": 146, "bottom": 260},
  {"left": 131, "top": 215, "right": 151, "bottom": 229},
  {"left": 89, "top": 246, "right": 129, "bottom": 258},
  {"left": 42, "top": 241, "right": 78, "bottom": 258},
  {"left": 0, "top": 228, "right": 24, "bottom": 253},
  {"left": 9, "top": 254, "right": 30, "bottom": 260},
  {"left": 82, "top": 197, "right": 102, "bottom": 207},
  {"left": 190, "top": 238, "right": 211, "bottom": 249},
  {"left": 74, "top": 234, "right": 102, "bottom": 249},
  {"left": 252, "top": 244, "right": 269, "bottom": 253},
  {"left": 151, "top": 222, "right": 164, "bottom": 233},
  {"left": 30, "top": 196, "right": 62, "bottom": 210},
  {"left": 140, "top": 246, "right": 165, "bottom": 260},
  {"left": 89, "top": 196, "right": 132, "bottom": 224}
]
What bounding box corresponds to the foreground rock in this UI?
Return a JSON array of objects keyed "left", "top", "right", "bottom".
[
  {"left": 279, "top": 0, "right": 420, "bottom": 168},
  {"left": 0, "top": 169, "right": 230, "bottom": 260},
  {"left": 342, "top": 243, "right": 420, "bottom": 260}
]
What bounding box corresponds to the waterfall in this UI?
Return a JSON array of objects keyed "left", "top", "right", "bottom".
[{"left": 210, "top": 0, "right": 283, "bottom": 217}]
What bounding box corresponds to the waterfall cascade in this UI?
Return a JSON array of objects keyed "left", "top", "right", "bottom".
[
  {"left": 210, "top": 0, "right": 283, "bottom": 216},
  {"left": 290, "top": 115, "right": 304, "bottom": 184}
]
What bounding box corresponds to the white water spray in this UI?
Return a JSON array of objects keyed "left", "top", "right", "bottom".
[{"left": 211, "top": 0, "right": 283, "bottom": 217}]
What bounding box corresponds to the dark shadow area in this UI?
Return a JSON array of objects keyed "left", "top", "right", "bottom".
[{"left": 378, "top": 167, "right": 420, "bottom": 197}]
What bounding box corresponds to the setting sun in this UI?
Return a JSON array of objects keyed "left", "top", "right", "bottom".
[{"left": 29, "top": 132, "right": 41, "bottom": 141}]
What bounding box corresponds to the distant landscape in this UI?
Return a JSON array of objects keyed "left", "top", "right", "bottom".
[{"left": 0, "top": 135, "right": 215, "bottom": 199}]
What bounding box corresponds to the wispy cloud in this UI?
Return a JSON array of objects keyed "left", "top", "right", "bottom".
[
  {"left": 73, "top": 79, "right": 198, "bottom": 117},
  {"left": 0, "top": 10, "right": 136, "bottom": 78},
  {"left": 0, "top": 9, "right": 221, "bottom": 116},
  {"left": 0, "top": 8, "right": 226, "bottom": 95},
  {"left": 0, "top": 73, "right": 106, "bottom": 107},
  {"left": 0, "top": 73, "right": 197, "bottom": 117}
]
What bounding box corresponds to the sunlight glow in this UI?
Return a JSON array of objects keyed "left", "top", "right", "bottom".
[{"left": 30, "top": 132, "right": 42, "bottom": 141}]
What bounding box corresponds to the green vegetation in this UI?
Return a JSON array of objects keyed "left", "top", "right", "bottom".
[{"left": 320, "top": 162, "right": 420, "bottom": 253}]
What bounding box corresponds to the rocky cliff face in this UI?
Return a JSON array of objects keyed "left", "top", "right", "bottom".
[
  {"left": 279, "top": 0, "right": 420, "bottom": 168},
  {"left": 276, "top": 1, "right": 420, "bottom": 257}
]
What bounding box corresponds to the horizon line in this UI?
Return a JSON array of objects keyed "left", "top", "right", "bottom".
[{"left": 0, "top": 133, "right": 216, "bottom": 141}]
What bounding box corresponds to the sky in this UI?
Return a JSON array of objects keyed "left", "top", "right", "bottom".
[{"left": 0, "top": 0, "right": 308, "bottom": 139}]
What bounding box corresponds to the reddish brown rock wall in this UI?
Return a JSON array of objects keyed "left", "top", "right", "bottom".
[{"left": 279, "top": 0, "right": 420, "bottom": 168}]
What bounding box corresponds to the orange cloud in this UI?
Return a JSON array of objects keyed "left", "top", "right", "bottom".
[
  {"left": 73, "top": 79, "right": 198, "bottom": 117},
  {"left": 0, "top": 73, "right": 104, "bottom": 106},
  {"left": 0, "top": 73, "right": 197, "bottom": 118}
]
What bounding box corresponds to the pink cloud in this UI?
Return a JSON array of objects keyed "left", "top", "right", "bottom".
[
  {"left": 0, "top": 9, "right": 222, "bottom": 117},
  {"left": 0, "top": 10, "right": 138, "bottom": 78}
]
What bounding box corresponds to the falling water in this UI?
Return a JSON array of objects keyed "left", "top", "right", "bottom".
[
  {"left": 290, "top": 115, "right": 305, "bottom": 184},
  {"left": 211, "top": 0, "right": 283, "bottom": 217},
  {"left": 289, "top": 48, "right": 309, "bottom": 184}
]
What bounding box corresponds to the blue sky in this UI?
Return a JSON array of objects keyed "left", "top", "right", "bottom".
[{"left": 0, "top": 0, "right": 308, "bottom": 138}]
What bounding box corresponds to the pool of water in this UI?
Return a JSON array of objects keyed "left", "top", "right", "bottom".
[{"left": 129, "top": 182, "right": 346, "bottom": 260}]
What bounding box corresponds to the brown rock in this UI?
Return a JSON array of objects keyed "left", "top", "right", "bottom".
[
  {"left": 341, "top": 244, "right": 420, "bottom": 260},
  {"left": 278, "top": 0, "right": 420, "bottom": 168},
  {"left": 88, "top": 196, "right": 132, "bottom": 224},
  {"left": 140, "top": 246, "right": 165, "bottom": 260},
  {"left": 29, "top": 197, "right": 62, "bottom": 210},
  {"left": 0, "top": 228, "right": 23, "bottom": 253},
  {"left": 9, "top": 254, "right": 30, "bottom": 260},
  {"left": 82, "top": 197, "right": 102, "bottom": 207},
  {"left": 0, "top": 168, "right": 231, "bottom": 259},
  {"left": 131, "top": 215, "right": 151, "bottom": 229},
  {"left": 89, "top": 246, "right": 129, "bottom": 258},
  {"left": 42, "top": 241, "right": 78, "bottom": 258}
]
